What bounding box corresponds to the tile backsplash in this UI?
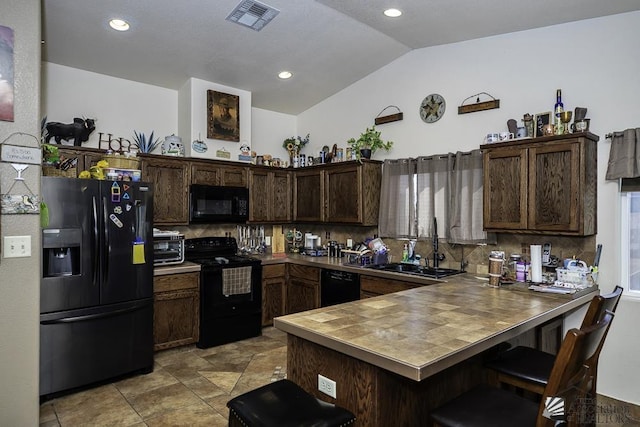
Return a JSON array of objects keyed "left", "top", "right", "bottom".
[{"left": 166, "top": 223, "right": 597, "bottom": 276}]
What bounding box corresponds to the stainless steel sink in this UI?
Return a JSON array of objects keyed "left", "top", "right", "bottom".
[{"left": 365, "top": 263, "right": 464, "bottom": 279}]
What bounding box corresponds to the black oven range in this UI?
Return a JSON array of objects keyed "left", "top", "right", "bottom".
[{"left": 185, "top": 237, "right": 262, "bottom": 348}]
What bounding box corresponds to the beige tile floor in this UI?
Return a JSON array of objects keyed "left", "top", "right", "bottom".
[
  {"left": 40, "top": 326, "right": 640, "bottom": 426},
  {"left": 39, "top": 327, "right": 287, "bottom": 427}
]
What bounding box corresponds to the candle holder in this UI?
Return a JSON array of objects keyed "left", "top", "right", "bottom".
[{"left": 559, "top": 111, "right": 573, "bottom": 135}]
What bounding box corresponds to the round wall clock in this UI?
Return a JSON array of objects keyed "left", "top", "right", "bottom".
[{"left": 420, "top": 94, "right": 446, "bottom": 123}]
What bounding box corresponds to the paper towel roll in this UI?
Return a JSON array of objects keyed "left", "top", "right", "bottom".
[{"left": 530, "top": 245, "right": 543, "bottom": 283}]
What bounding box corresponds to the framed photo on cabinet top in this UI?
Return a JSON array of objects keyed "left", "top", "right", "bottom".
[
  {"left": 534, "top": 111, "right": 552, "bottom": 138},
  {"left": 207, "top": 90, "right": 240, "bottom": 142}
]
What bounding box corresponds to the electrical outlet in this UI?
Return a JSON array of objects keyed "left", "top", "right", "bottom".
[
  {"left": 265, "top": 236, "right": 271, "bottom": 246},
  {"left": 318, "top": 374, "right": 337, "bottom": 398},
  {"left": 3, "top": 235, "right": 31, "bottom": 258}
]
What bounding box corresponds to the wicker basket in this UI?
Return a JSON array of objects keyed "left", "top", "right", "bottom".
[
  {"left": 42, "top": 165, "right": 77, "bottom": 177},
  {"left": 102, "top": 154, "right": 140, "bottom": 169}
]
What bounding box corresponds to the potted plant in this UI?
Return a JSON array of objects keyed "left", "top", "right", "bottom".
[
  {"left": 282, "top": 133, "right": 310, "bottom": 163},
  {"left": 347, "top": 126, "right": 393, "bottom": 160}
]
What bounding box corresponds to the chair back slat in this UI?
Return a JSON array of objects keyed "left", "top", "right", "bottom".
[
  {"left": 580, "top": 286, "right": 623, "bottom": 329},
  {"left": 536, "top": 310, "right": 614, "bottom": 427}
]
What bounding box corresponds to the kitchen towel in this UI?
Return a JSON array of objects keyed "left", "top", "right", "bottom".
[
  {"left": 530, "top": 244, "right": 543, "bottom": 283},
  {"left": 222, "top": 266, "right": 252, "bottom": 295}
]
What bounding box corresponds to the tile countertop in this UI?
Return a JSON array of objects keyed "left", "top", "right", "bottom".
[{"left": 274, "top": 276, "right": 597, "bottom": 382}]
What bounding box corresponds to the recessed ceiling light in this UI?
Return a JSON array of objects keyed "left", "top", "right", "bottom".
[
  {"left": 109, "top": 19, "right": 130, "bottom": 31},
  {"left": 278, "top": 71, "right": 292, "bottom": 79},
  {"left": 383, "top": 8, "right": 402, "bottom": 18}
]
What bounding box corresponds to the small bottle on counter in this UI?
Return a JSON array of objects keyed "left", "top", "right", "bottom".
[{"left": 402, "top": 244, "right": 409, "bottom": 262}]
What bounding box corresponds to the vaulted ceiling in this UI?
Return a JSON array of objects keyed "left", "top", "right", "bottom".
[{"left": 42, "top": 0, "right": 640, "bottom": 115}]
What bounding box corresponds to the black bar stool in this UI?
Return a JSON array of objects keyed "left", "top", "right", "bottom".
[
  {"left": 430, "top": 310, "right": 615, "bottom": 427},
  {"left": 227, "top": 379, "right": 356, "bottom": 427},
  {"left": 484, "top": 286, "right": 622, "bottom": 397}
]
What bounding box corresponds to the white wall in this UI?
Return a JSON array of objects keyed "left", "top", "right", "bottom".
[
  {"left": 42, "top": 63, "right": 177, "bottom": 152},
  {"left": 296, "top": 12, "right": 640, "bottom": 404},
  {"left": 0, "top": 0, "right": 41, "bottom": 424},
  {"left": 251, "top": 107, "right": 296, "bottom": 158}
]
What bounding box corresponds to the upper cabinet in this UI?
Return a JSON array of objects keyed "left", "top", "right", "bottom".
[
  {"left": 191, "top": 161, "right": 248, "bottom": 187},
  {"left": 482, "top": 132, "right": 598, "bottom": 236},
  {"left": 141, "top": 156, "right": 190, "bottom": 225},
  {"left": 292, "top": 160, "right": 382, "bottom": 225},
  {"left": 249, "top": 168, "right": 292, "bottom": 223}
]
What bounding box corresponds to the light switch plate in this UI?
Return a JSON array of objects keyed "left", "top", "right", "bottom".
[{"left": 3, "top": 235, "right": 32, "bottom": 258}]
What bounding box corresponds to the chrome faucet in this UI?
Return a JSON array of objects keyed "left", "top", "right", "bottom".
[{"left": 432, "top": 217, "right": 445, "bottom": 268}]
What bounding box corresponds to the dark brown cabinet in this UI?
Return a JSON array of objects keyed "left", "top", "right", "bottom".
[
  {"left": 54, "top": 146, "right": 106, "bottom": 177},
  {"left": 293, "top": 169, "right": 324, "bottom": 222},
  {"left": 249, "top": 168, "right": 292, "bottom": 223},
  {"left": 141, "top": 156, "right": 190, "bottom": 225},
  {"left": 286, "top": 264, "right": 320, "bottom": 314},
  {"left": 359, "top": 275, "right": 423, "bottom": 299},
  {"left": 482, "top": 132, "right": 598, "bottom": 235},
  {"left": 262, "top": 264, "right": 286, "bottom": 326},
  {"left": 293, "top": 160, "right": 382, "bottom": 225},
  {"left": 191, "top": 161, "right": 248, "bottom": 187},
  {"left": 153, "top": 272, "right": 200, "bottom": 351},
  {"left": 325, "top": 162, "right": 381, "bottom": 225}
]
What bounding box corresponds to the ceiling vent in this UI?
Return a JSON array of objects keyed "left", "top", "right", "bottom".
[{"left": 226, "top": 0, "right": 280, "bottom": 31}]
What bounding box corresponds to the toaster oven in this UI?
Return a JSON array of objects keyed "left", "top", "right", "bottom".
[{"left": 153, "top": 229, "right": 185, "bottom": 266}]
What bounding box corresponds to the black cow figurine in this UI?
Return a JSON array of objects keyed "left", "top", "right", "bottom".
[{"left": 45, "top": 118, "right": 96, "bottom": 146}]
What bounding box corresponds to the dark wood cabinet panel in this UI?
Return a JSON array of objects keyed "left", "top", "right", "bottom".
[
  {"left": 483, "top": 147, "right": 528, "bottom": 230},
  {"left": 262, "top": 264, "right": 286, "bottom": 326},
  {"left": 220, "top": 164, "right": 248, "bottom": 187},
  {"left": 249, "top": 169, "right": 291, "bottom": 223},
  {"left": 153, "top": 272, "right": 200, "bottom": 351},
  {"left": 482, "top": 133, "right": 598, "bottom": 235},
  {"left": 191, "top": 162, "right": 248, "bottom": 187},
  {"left": 141, "top": 157, "right": 190, "bottom": 224},
  {"left": 293, "top": 161, "right": 381, "bottom": 225},
  {"left": 360, "top": 275, "right": 422, "bottom": 299},
  {"left": 190, "top": 162, "right": 220, "bottom": 185},
  {"left": 272, "top": 170, "right": 292, "bottom": 222},
  {"left": 55, "top": 146, "right": 106, "bottom": 177},
  {"left": 325, "top": 166, "right": 361, "bottom": 223},
  {"left": 293, "top": 170, "right": 324, "bottom": 222},
  {"left": 286, "top": 264, "right": 320, "bottom": 314}
]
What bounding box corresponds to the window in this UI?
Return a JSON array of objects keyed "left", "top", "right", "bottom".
[
  {"left": 621, "top": 180, "right": 640, "bottom": 296},
  {"left": 379, "top": 150, "right": 493, "bottom": 244}
]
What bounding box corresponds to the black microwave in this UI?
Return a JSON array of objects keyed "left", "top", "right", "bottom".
[{"left": 189, "top": 184, "right": 249, "bottom": 223}]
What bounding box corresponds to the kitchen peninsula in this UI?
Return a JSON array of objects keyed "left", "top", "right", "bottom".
[{"left": 274, "top": 277, "right": 596, "bottom": 426}]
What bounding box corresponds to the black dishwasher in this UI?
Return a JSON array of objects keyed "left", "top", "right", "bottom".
[{"left": 321, "top": 269, "right": 360, "bottom": 307}]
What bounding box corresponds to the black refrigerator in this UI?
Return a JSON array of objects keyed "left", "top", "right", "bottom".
[{"left": 40, "top": 177, "right": 154, "bottom": 398}]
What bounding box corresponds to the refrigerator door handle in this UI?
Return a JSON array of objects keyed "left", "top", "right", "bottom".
[
  {"left": 40, "top": 303, "right": 148, "bottom": 324},
  {"left": 92, "top": 196, "right": 99, "bottom": 286},
  {"left": 103, "top": 196, "right": 109, "bottom": 285}
]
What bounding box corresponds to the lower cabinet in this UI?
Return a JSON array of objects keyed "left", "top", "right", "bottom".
[
  {"left": 359, "top": 275, "right": 423, "bottom": 299},
  {"left": 286, "top": 264, "right": 320, "bottom": 314},
  {"left": 262, "top": 264, "right": 286, "bottom": 326},
  {"left": 153, "top": 272, "right": 200, "bottom": 351}
]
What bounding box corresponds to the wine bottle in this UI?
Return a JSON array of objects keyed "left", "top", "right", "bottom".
[{"left": 554, "top": 89, "right": 564, "bottom": 134}]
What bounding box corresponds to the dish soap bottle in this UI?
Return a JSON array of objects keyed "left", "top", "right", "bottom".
[{"left": 402, "top": 244, "right": 409, "bottom": 262}]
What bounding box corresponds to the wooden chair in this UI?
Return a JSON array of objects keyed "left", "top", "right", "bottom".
[
  {"left": 430, "top": 310, "right": 615, "bottom": 427},
  {"left": 484, "top": 286, "right": 622, "bottom": 397}
]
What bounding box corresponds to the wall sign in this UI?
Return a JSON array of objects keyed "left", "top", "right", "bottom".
[{"left": 1, "top": 144, "right": 41, "bottom": 164}]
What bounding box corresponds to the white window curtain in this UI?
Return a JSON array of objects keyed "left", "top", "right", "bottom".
[
  {"left": 416, "top": 154, "right": 452, "bottom": 239},
  {"left": 379, "top": 149, "right": 493, "bottom": 244},
  {"left": 378, "top": 159, "right": 416, "bottom": 238},
  {"left": 449, "top": 150, "right": 493, "bottom": 244}
]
